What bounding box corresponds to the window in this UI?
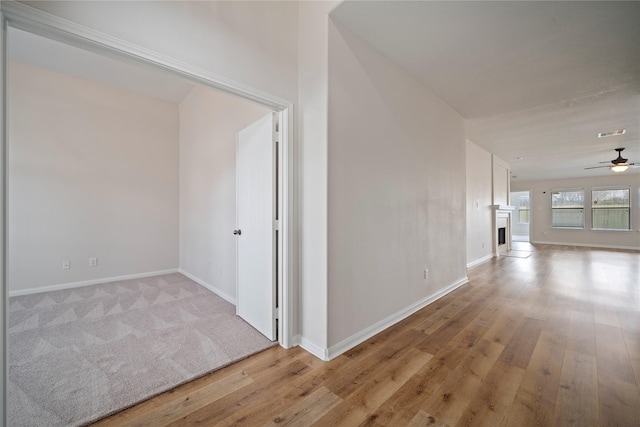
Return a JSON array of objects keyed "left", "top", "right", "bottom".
[
  {"left": 551, "top": 189, "right": 584, "bottom": 228},
  {"left": 518, "top": 195, "right": 530, "bottom": 224},
  {"left": 592, "top": 188, "right": 630, "bottom": 230}
]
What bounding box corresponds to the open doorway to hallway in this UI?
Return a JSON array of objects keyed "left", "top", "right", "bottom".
[{"left": 510, "top": 190, "right": 531, "bottom": 242}]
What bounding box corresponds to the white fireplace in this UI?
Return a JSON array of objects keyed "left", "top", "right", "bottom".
[{"left": 492, "top": 205, "right": 515, "bottom": 256}]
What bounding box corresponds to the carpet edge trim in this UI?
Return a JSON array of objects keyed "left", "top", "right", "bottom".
[{"left": 79, "top": 342, "right": 278, "bottom": 426}]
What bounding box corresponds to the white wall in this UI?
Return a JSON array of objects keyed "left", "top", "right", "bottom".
[
  {"left": 493, "top": 156, "right": 510, "bottom": 206},
  {"left": 22, "top": 0, "right": 299, "bottom": 103},
  {"left": 327, "top": 21, "right": 467, "bottom": 350},
  {"left": 296, "top": 1, "right": 339, "bottom": 355},
  {"left": 179, "top": 86, "right": 271, "bottom": 303},
  {"left": 8, "top": 61, "right": 179, "bottom": 292},
  {"left": 512, "top": 174, "right": 640, "bottom": 249},
  {"left": 466, "top": 140, "right": 494, "bottom": 267}
]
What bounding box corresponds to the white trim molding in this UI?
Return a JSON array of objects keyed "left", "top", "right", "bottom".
[
  {"left": 531, "top": 241, "right": 640, "bottom": 252},
  {"left": 0, "top": 1, "right": 289, "bottom": 110},
  {"left": 179, "top": 269, "right": 236, "bottom": 305},
  {"left": 467, "top": 254, "right": 495, "bottom": 269},
  {"left": 299, "top": 336, "right": 329, "bottom": 361},
  {"left": 0, "top": 7, "right": 7, "bottom": 424},
  {"left": 8, "top": 269, "right": 180, "bottom": 297},
  {"left": 326, "top": 276, "right": 470, "bottom": 360},
  {"left": 493, "top": 155, "right": 510, "bottom": 170}
]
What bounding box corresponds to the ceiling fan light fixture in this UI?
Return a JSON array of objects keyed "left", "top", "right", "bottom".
[{"left": 611, "top": 164, "right": 629, "bottom": 172}]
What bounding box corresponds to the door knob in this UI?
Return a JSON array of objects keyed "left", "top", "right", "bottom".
[{"left": 233, "top": 229, "right": 242, "bottom": 235}]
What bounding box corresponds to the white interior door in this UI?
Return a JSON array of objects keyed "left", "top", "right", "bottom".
[{"left": 236, "top": 113, "right": 276, "bottom": 341}]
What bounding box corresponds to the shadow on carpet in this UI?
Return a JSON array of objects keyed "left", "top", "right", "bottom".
[{"left": 8, "top": 273, "right": 276, "bottom": 427}]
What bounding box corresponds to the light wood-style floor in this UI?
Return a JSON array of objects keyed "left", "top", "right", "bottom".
[{"left": 93, "top": 243, "right": 640, "bottom": 426}]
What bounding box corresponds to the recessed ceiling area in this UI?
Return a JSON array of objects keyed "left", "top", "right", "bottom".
[
  {"left": 8, "top": 27, "right": 195, "bottom": 103},
  {"left": 331, "top": 1, "right": 640, "bottom": 181}
]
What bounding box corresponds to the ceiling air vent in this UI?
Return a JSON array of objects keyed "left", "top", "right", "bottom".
[{"left": 598, "top": 129, "right": 626, "bottom": 138}]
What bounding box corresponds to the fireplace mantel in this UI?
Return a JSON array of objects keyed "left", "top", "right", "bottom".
[{"left": 492, "top": 205, "right": 515, "bottom": 256}]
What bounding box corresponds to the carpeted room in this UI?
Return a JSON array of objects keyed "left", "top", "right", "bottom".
[{"left": 7, "top": 28, "right": 276, "bottom": 426}]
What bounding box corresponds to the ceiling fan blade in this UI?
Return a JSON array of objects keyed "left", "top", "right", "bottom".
[{"left": 588, "top": 149, "right": 636, "bottom": 171}]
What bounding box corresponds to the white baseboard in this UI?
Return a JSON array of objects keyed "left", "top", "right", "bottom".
[
  {"left": 9, "top": 269, "right": 179, "bottom": 297},
  {"left": 291, "top": 334, "right": 301, "bottom": 348},
  {"left": 326, "top": 276, "right": 470, "bottom": 361},
  {"left": 179, "top": 269, "right": 237, "bottom": 305},
  {"left": 467, "top": 254, "right": 495, "bottom": 269},
  {"left": 531, "top": 240, "right": 640, "bottom": 251},
  {"left": 299, "top": 335, "right": 329, "bottom": 361}
]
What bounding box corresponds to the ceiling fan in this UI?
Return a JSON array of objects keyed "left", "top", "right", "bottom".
[{"left": 584, "top": 148, "right": 637, "bottom": 173}]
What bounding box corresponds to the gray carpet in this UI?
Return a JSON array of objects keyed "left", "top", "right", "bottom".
[{"left": 8, "top": 273, "right": 276, "bottom": 427}]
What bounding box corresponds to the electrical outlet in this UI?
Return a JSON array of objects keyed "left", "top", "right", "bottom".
[
  {"left": 89, "top": 257, "right": 97, "bottom": 267},
  {"left": 62, "top": 260, "right": 70, "bottom": 270},
  {"left": 424, "top": 269, "right": 429, "bottom": 279}
]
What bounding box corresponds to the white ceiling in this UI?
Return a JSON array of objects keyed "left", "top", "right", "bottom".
[
  {"left": 7, "top": 3, "right": 640, "bottom": 181},
  {"left": 8, "top": 27, "right": 195, "bottom": 104},
  {"left": 331, "top": 1, "right": 640, "bottom": 181}
]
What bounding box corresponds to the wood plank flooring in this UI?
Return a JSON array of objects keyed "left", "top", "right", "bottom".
[{"left": 92, "top": 243, "right": 640, "bottom": 426}]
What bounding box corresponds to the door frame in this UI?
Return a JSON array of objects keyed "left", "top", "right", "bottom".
[{"left": 0, "top": 4, "right": 297, "bottom": 417}]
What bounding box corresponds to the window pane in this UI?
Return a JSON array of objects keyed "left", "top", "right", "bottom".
[
  {"left": 552, "top": 190, "right": 583, "bottom": 208},
  {"left": 552, "top": 208, "right": 584, "bottom": 227},
  {"left": 592, "top": 188, "right": 630, "bottom": 230},
  {"left": 551, "top": 190, "right": 584, "bottom": 228}
]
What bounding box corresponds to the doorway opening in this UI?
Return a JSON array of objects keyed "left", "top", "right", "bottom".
[
  {"left": 2, "top": 5, "right": 295, "bottom": 347},
  {"left": 510, "top": 190, "right": 531, "bottom": 242},
  {"left": 1, "top": 5, "right": 296, "bottom": 423}
]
